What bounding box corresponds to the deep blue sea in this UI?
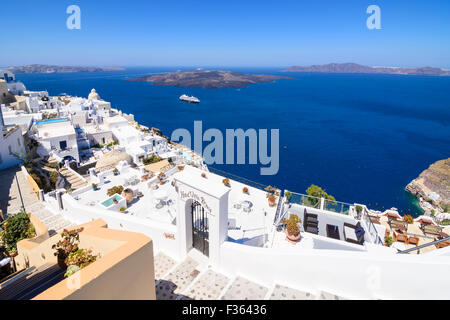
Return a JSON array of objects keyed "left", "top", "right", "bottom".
[{"left": 16, "top": 67, "right": 450, "bottom": 216}]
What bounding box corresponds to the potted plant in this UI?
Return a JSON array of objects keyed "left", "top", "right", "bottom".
[
  {"left": 7, "top": 248, "right": 18, "bottom": 258},
  {"left": 120, "top": 207, "right": 126, "bottom": 213},
  {"left": 243, "top": 187, "right": 249, "bottom": 194},
  {"left": 267, "top": 193, "right": 276, "bottom": 207},
  {"left": 222, "top": 178, "right": 230, "bottom": 187},
  {"left": 158, "top": 172, "right": 166, "bottom": 185},
  {"left": 284, "top": 190, "right": 292, "bottom": 203},
  {"left": 113, "top": 168, "right": 119, "bottom": 176},
  {"left": 355, "top": 205, "right": 363, "bottom": 218},
  {"left": 201, "top": 172, "right": 207, "bottom": 178},
  {"left": 384, "top": 235, "right": 393, "bottom": 247},
  {"left": 282, "top": 214, "right": 302, "bottom": 243},
  {"left": 92, "top": 183, "right": 98, "bottom": 191},
  {"left": 64, "top": 248, "right": 98, "bottom": 278},
  {"left": 52, "top": 228, "right": 84, "bottom": 270},
  {"left": 177, "top": 165, "right": 184, "bottom": 171},
  {"left": 403, "top": 214, "right": 414, "bottom": 224}
]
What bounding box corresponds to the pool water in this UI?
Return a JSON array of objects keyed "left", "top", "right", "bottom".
[
  {"left": 101, "top": 194, "right": 123, "bottom": 207},
  {"left": 35, "top": 118, "right": 68, "bottom": 125},
  {"left": 183, "top": 152, "right": 193, "bottom": 161}
]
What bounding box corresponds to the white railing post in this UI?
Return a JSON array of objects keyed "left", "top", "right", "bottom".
[{"left": 320, "top": 197, "right": 325, "bottom": 210}]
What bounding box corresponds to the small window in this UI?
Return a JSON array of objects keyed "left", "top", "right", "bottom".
[
  {"left": 17, "top": 138, "right": 21, "bottom": 146},
  {"left": 8, "top": 145, "right": 12, "bottom": 155},
  {"left": 102, "top": 137, "right": 105, "bottom": 144},
  {"left": 59, "top": 140, "right": 67, "bottom": 150},
  {"left": 0, "top": 153, "right": 3, "bottom": 164}
]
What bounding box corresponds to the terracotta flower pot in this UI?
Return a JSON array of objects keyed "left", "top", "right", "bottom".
[{"left": 285, "top": 229, "right": 301, "bottom": 244}]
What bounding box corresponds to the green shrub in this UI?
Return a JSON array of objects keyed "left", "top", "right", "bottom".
[
  {"left": 441, "top": 203, "right": 450, "bottom": 213},
  {"left": 46, "top": 162, "right": 59, "bottom": 169},
  {"left": 306, "top": 184, "right": 335, "bottom": 206},
  {"left": 49, "top": 171, "right": 59, "bottom": 185},
  {"left": 0, "top": 210, "right": 36, "bottom": 251},
  {"left": 284, "top": 190, "right": 292, "bottom": 201},
  {"left": 384, "top": 235, "right": 393, "bottom": 247},
  {"left": 143, "top": 154, "right": 162, "bottom": 165},
  {"left": 282, "top": 214, "right": 302, "bottom": 237},
  {"left": 355, "top": 205, "right": 363, "bottom": 214},
  {"left": 107, "top": 185, "right": 124, "bottom": 197},
  {"left": 66, "top": 248, "right": 97, "bottom": 269}
]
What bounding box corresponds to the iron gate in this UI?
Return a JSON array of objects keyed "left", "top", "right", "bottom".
[{"left": 191, "top": 200, "right": 209, "bottom": 257}]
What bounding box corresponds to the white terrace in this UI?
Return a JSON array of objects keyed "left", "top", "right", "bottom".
[
  {"left": 269, "top": 191, "right": 387, "bottom": 253},
  {"left": 66, "top": 163, "right": 277, "bottom": 246}
]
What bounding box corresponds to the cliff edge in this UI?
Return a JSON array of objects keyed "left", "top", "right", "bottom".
[{"left": 406, "top": 158, "right": 450, "bottom": 214}]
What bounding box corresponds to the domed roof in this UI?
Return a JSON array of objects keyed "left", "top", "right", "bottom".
[
  {"left": 95, "top": 150, "right": 132, "bottom": 171},
  {"left": 88, "top": 88, "right": 101, "bottom": 100}
]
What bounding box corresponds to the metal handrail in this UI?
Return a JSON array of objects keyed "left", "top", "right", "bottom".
[
  {"left": 361, "top": 208, "right": 383, "bottom": 245},
  {"left": 397, "top": 236, "right": 450, "bottom": 254}
]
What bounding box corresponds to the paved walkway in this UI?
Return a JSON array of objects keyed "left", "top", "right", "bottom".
[
  {"left": 0, "top": 166, "right": 38, "bottom": 219},
  {"left": 153, "top": 252, "right": 336, "bottom": 300}
]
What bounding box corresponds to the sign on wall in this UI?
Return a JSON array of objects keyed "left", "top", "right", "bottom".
[{"left": 179, "top": 189, "right": 213, "bottom": 216}]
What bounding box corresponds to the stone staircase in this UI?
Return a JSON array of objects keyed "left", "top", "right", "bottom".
[
  {"left": 153, "top": 252, "right": 346, "bottom": 300},
  {"left": 26, "top": 202, "right": 75, "bottom": 236},
  {"left": 58, "top": 168, "right": 88, "bottom": 190}
]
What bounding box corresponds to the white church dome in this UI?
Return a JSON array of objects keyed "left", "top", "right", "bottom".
[{"left": 88, "top": 88, "right": 101, "bottom": 100}]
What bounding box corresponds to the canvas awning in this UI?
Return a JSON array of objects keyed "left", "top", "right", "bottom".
[{"left": 145, "top": 159, "right": 171, "bottom": 173}]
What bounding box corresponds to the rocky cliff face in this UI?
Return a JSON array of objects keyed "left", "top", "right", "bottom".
[{"left": 406, "top": 158, "right": 450, "bottom": 213}]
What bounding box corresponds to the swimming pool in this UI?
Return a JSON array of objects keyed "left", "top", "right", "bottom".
[
  {"left": 182, "top": 152, "right": 193, "bottom": 161},
  {"left": 101, "top": 194, "right": 124, "bottom": 207},
  {"left": 35, "top": 118, "right": 68, "bottom": 125}
]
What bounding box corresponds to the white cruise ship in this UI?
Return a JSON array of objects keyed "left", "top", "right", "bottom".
[{"left": 179, "top": 94, "right": 200, "bottom": 103}]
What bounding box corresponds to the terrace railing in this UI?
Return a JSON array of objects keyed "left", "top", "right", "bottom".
[
  {"left": 397, "top": 236, "right": 450, "bottom": 254},
  {"left": 207, "top": 167, "right": 270, "bottom": 192},
  {"left": 288, "top": 192, "right": 322, "bottom": 209},
  {"left": 360, "top": 207, "right": 383, "bottom": 245},
  {"left": 323, "top": 198, "right": 351, "bottom": 215}
]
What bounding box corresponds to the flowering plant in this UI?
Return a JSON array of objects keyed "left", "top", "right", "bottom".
[{"left": 403, "top": 215, "right": 414, "bottom": 224}]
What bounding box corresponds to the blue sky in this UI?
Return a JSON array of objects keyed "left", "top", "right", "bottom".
[{"left": 2, "top": 0, "right": 450, "bottom": 67}]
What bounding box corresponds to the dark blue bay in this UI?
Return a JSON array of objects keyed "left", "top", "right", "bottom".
[{"left": 16, "top": 67, "right": 450, "bottom": 216}]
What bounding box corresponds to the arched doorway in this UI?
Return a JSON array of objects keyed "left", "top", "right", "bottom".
[{"left": 191, "top": 200, "right": 209, "bottom": 257}]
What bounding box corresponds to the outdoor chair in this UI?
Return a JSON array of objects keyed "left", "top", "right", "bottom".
[
  {"left": 423, "top": 224, "right": 443, "bottom": 237},
  {"left": 408, "top": 235, "right": 420, "bottom": 246},
  {"left": 343, "top": 222, "right": 365, "bottom": 245},
  {"left": 435, "top": 238, "right": 450, "bottom": 249},
  {"left": 393, "top": 231, "right": 409, "bottom": 244},
  {"left": 389, "top": 219, "right": 407, "bottom": 232},
  {"left": 303, "top": 211, "right": 319, "bottom": 235}
]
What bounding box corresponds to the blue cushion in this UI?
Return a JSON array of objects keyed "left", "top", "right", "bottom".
[{"left": 355, "top": 226, "right": 365, "bottom": 239}]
